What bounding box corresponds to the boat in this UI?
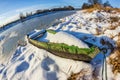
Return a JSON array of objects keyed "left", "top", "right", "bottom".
[{"left": 27, "top": 29, "right": 100, "bottom": 62}]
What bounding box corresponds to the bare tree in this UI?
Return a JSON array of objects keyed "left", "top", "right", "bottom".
[
  {"left": 19, "top": 13, "right": 25, "bottom": 22},
  {"left": 88, "top": 0, "right": 102, "bottom": 5},
  {"left": 19, "top": 13, "right": 24, "bottom": 19},
  {"left": 103, "top": 0, "right": 111, "bottom": 7}
]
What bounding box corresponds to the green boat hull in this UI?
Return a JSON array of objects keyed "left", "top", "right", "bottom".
[{"left": 27, "top": 33, "right": 100, "bottom": 62}]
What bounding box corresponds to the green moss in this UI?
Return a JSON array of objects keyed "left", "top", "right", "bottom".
[
  {"left": 29, "top": 38, "right": 99, "bottom": 58},
  {"left": 68, "top": 45, "right": 77, "bottom": 54},
  {"left": 46, "top": 29, "right": 57, "bottom": 34}
]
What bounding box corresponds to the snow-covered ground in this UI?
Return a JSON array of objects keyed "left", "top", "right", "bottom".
[
  {"left": 0, "top": 44, "right": 93, "bottom": 80},
  {"left": 0, "top": 9, "right": 120, "bottom": 80}
]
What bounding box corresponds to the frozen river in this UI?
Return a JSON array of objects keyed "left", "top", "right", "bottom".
[{"left": 0, "top": 11, "right": 76, "bottom": 61}]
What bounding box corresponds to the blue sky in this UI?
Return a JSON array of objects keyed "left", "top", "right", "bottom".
[
  {"left": 0, "top": 0, "right": 120, "bottom": 15},
  {"left": 0, "top": 0, "right": 120, "bottom": 25},
  {"left": 0, "top": 0, "right": 88, "bottom": 15},
  {"left": 0, "top": 0, "right": 119, "bottom": 15}
]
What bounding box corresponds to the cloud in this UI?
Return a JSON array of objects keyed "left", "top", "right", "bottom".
[
  {"left": 0, "top": 5, "right": 49, "bottom": 26},
  {"left": 0, "top": 2, "right": 72, "bottom": 26},
  {"left": 16, "top": 5, "right": 39, "bottom": 13},
  {"left": 15, "top": 4, "right": 51, "bottom": 13}
]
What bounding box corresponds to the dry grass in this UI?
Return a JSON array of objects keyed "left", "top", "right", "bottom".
[
  {"left": 85, "top": 8, "right": 97, "bottom": 13},
  {"left": 108, "top": 25, "right": 117, "bottom": 30},
  {"left": 107, "top": 22, "right": 120, "bottom": 31},
  {"left": 68, "top": 68, "right": 94, "bottom": 80},
  {"left": 108, "top": 49, "right": 120, "bottom": 75},
  {"left": 110, "top": 17, "right": 120, "bottom": 23},
  {"left": 84, "top": 4, "right": 103, "bottom": 13},
  {"left": 84, "top": 4, "right": 120, "bottom": 14},
  {"left": 116, "top": 33, "right": 120, "bottom": 47},
  {"left": 95, "top": 28, "right": 101, "bottom": 35},
  {"left": 67, "top": 68, "right": 101, "bottom": 80},
  {"left": 102, "top": 7, "right": 120, "bottom": 13},
  {"left": 68, "top": 72, "right": 79, "bottom": 80},
  {"left": 108, "top": 34, "right": 120, "bottom": 75},
  {"left": 112, "top": 8, "right": 120, "bottom": 13}
]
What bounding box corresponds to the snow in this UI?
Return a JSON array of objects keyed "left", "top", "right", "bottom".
[
  {"left": 115, "top": 74, "right": 120, "bottom": 80},
  {"left": 38, "top": 31, "right": 89, "bottom": 48},
  {"left": 0, "top": 9, "right": 120, "bottom": 80},
  {"left": 0, "top": 44, "right": 93, "bottom": 80},
  {"left": 50, "top": 31, "right": 89, "bottom": 48},
  {"left": 0, "top": 14, "right": 19, "bottom": 27},
  {"left": 104, "top": 27, "right": 120, "bottom": 38}
]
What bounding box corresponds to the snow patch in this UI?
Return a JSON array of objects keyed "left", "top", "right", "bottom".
[
  {"left": 49, "top": 31, "right": 89, "bottom": 48},
  {"left": 0, "top": 44, "right": 93, "bottom": 80}
]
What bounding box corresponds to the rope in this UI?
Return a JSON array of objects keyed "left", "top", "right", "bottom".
[
  {"left": 102, "top": 55, "right": 104, "bottom": 80},
  {"left": 104, "top": 54, "right": 108, "bottom": 80},
  {"left": 102, "top": 54, "right": 108, "bottom": 80}
]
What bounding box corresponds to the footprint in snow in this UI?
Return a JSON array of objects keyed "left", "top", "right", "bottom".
[
  {"left": 15, "top": 61, "right": 29, "bottom": 73},
  {"left": 41, "top": 57, "right": 59, "bottom": 80},
  {"left": 11, "top": 47, "right": 26, "bottom": 62},
  {"left": 28, "top": 53, "right": 34, "bottom": 61},
  {"left": 41, "top": 57, "right": 55, "bottom": 71}
]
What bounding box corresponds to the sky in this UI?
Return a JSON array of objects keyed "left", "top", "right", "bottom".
[
  {"left": 0, "top": 0, "right": 120, "bottom": 26},
  {"left": 0, "top": 0, "right": 87, "bottom": 15}
]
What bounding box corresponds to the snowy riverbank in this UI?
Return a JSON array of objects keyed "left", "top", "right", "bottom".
[{"left": 0, "top": 9, "right": 120, "bottom": 80}]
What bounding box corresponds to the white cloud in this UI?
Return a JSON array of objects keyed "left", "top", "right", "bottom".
[
  {"left": 0, "top": 5, "right": 49, "bottom": 26},
  {"left": 0, "top": 10, "right": 19, "bottom": 26},
  {"left": 16, "top": 4, "right": 50, "bottom": 13},
  {"left": 0, "top": 3, "right": 66, "bottom": 26}
]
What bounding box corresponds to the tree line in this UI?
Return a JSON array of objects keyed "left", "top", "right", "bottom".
[
  {"left": 19, "top": 6, "right": 74, "bottom": 20},
  {"left": 82, "top": 0, "right": 112, "bottom": 9}
]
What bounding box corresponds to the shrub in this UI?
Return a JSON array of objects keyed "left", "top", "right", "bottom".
[{"left": 109, "top": 50, "right": 120, "bottom": 75}]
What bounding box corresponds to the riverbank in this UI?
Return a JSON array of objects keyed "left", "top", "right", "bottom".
[{"left": 0, "top": 10, "right": 76, "bottom": 33}]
